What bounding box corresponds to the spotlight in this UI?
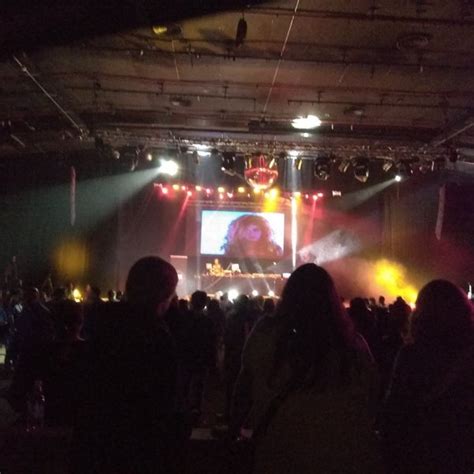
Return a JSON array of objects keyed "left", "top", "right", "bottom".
[
  {"left": 195, "top": 185, "right": 202, "bottom": 191},
  {"left": 251, "top": 290, "right": 259, "bottom": 297},
  {"left": 312, "top": 194, "right": 318, "bottom": 201},
  {"left": 291, "top": 115, "right": 321, "bottom": 130},
  {"left": 161, "top": 187, "right": 169, "bottom": 195},
  {"left": 172, "top": 184, "right": 180, "bottom": 190},
  {"left": 237, "top": 186, "right": 246, "bottom": 194},
  {"left": 395, "top": 175, "right": 402, "bottom": 182},
  {"left": 217, "top": 186, "right": 225, "bottom": 193},
  {"left": 353, "top": 157, "right": 369, "bottom": 183},
  {"left": 338, "top": 159, "right": 350, "bottom": 173},
  {"left": 268, "top": 290, "right": 275, "bottom": 297},
  {"left": 146, "top": 153, "right": 153, "bottom": 162},
  {"left": 187, "top": 191, "right": 192, "bottom": 197},
  {"left": 157, "top": 159, "right": 179, "bottom": 176},
  {"left": 221, "top": 151, "right": 236, "bottom": 176},
  {"left": 397, "top": 161, "right": 413, "bottom": 178},
  {"left": 314, "top": 156, "right": 331, "bottom": 181}
]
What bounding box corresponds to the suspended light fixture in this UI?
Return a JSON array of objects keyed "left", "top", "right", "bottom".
[
  {"left": 291, "top": 114, "right": 322, "bottom": 130},
  {"left": 397, "top": 161, "right": 413, "bottom": 178},
  {"left": 235, "top": 16, "right": 248, "bottom": 48},
  {"left": 221, "top": 151, "right": 236, "bottom": 176},
  {"left": 313, "top": 156, "right": 331, "bottom": 181},
  {"left": 353, "top": 157, "right": 370, "bottom": 183},
  {"left": 382, "top": 160, "right": 394, "bottom": 172},
  {"left": 338, "top": 159, "right": 350, "bottom": 173}
]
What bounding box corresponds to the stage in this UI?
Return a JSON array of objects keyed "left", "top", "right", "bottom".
[{"left": 198, "top": 272, "right": 286, "bottom": 297}]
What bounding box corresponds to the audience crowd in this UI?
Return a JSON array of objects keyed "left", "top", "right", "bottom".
[{"left": 0, "top": 257, "right": 473, "bottom": 473}]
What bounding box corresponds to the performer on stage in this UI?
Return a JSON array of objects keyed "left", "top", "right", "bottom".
[{"left": 210, "top": 258, "right": 224, "bottom": 276}]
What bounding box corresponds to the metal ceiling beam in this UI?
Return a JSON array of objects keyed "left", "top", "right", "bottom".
[
  {"left": 80, "top": 46, "right": 474, "bottom": 72},
  {"left": 246, "top": 7, "right": 474, "bottom": 27},
  {"left": 62, "top": 84, "right": 472, "bottom": 112},
  {"left": 18, "top": 72, "right": 474, "bottom": 100},
  {"left": 431, "top": 115, "right": 474, "bottom": 146},
  {"left": 12, "top": 55, "right": 88, "bottom": 137}
]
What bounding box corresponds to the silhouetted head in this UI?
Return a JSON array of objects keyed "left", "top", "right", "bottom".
[
  {"left": 349, "top": 297, "right": 375, "bottom": 337},
  {"left": 52, "top": 287, "right": 67, "bottom": 301},
  {"left": 263, "top": 298, "right": 275, "bottom": 314},
  {"left": 60, "top": 300, "right": 83, "bottom": 340},
  {"left": 125, "top": 256, "right": 178, "bottom": 317},
  {"left": 207, "top": 299, "right": 221, "bottom": 314},
  {"left": 24, "top": 287, "right": 40, "bottom": 305},
  {"left": 273, "top": 264, "right": 355, "bottom": 386},
  {"left": 191, "top": 290, "right": 207, "bottom": 312},
  {"left": 178, "top": 298, "right": 189, "bottom": 313},
  {"left": 413, "top": 279, "right": 473, "bottom": 349}
]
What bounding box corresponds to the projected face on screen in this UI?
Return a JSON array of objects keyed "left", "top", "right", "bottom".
[{"left": 201, "top": 211, "right": 284, "bottom": 259}]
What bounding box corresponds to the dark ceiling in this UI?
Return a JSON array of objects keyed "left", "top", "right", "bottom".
[{"left": 1, "top": 0, "right": 474, "bottom": 167}]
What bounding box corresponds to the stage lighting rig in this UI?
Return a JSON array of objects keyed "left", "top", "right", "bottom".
[
  {"left": 313, "top": 156, "right": 331, "bottom": 181},
  {"left": 353, "top": 157, "right": 370, "bottom": 183}
]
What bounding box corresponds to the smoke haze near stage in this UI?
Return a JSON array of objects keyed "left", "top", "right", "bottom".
[{"left": 200, "top": 210, "right": 285, "bottom": 259}]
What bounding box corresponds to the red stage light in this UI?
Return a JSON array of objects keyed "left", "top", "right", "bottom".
[
  {"left": 312, "top": 195, "right": 318, "bottom": 201},
  {"left": 219, "top": 193, "right": 224, "bottom": 200},
  {"left": 206, "top": 188, "right": 211, "bottom": 194},
  {"left": 162, "top": 187, "right": 169, "bottom": 195},
  {"left": 227, "top": 192, "right": 234, "bottom": 198},
  {"left": 318, "top": 192, "right": 324, "bottom": 197},
  {"left": 187, "top": 191, "right": 192, "bottom": 197},
  {"left": 305, "top": 194, "right": 309, "bottom": 199},
  {"left": 181, "top": 185, "right": 187, "bottom": 191}
]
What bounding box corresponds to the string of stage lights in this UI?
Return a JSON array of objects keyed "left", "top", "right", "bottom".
[{"left": 154, "top": 182, "right": 343, "bottom": 201}]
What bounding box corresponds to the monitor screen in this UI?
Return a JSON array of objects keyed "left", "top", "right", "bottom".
[{"left": 200, "top": 210, "right": 285, "bottom": 259}]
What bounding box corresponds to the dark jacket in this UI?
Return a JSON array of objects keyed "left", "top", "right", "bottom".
[
  {"left": 73, "top": 302, "right": 179, "bottom": 474},
  {"left": 382, "top": 342, "right": 474, "bottom": 474}
]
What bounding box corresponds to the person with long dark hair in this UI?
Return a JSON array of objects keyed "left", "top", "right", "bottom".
[
  {"left": 221, "top": 214, "right": 283, "bottom": 259},
  {"left": 382, "top": 279, "right": 474, "bottom": 474},
  {"left": 232, "top": 264, "right": 384, "bottom": 473}
]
